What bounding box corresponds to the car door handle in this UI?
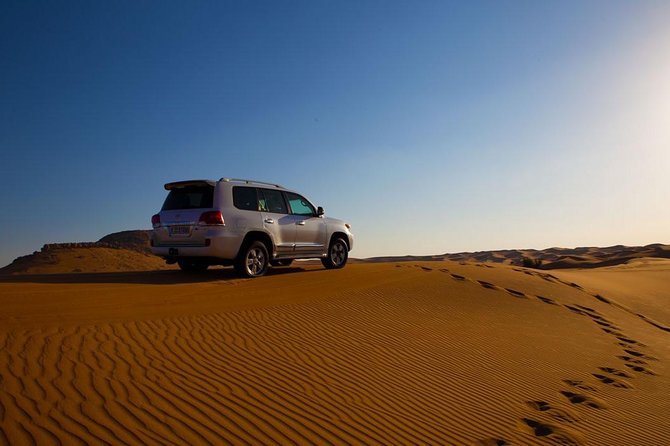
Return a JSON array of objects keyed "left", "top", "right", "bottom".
[
  {"left": 264, "top": 218, "right": 274, "bottom": 224},
  {"left": 297, "top": 221, "right": 305, "bottom": 226}
]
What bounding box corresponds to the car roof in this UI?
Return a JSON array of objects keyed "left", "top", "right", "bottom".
[
  {"left": 164, "top": 178, "right": 296, "bottom": 193},
  {"left": 219, "top": 178, "right": 287, "bottom": 190}
]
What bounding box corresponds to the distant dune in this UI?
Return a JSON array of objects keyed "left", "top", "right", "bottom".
[
  {"left": 1, "top": 260, "right": 668, "bottom": 444},
  {"left": 357, "top": 243, "right": 670, "bottom": 269}
]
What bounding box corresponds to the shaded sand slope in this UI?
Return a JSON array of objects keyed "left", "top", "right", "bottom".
[
  {"left": 553, "top": 258, "right": 670, "bottom": 329},
  {"left": 1, "top": 263, "right": 669, "bottom": 445}
]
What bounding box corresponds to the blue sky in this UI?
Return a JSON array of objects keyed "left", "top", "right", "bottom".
[{"left": 1, "top": 1, "right": 669, "bottom": 267}]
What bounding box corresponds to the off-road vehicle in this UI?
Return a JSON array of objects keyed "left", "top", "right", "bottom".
[{"left": 150, "top": 178, "right": 353, "bottom": 277}]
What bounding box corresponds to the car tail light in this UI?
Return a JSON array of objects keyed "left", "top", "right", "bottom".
[
  {"left": 151, "top": 214, "right": 161, "bottom": 228},
  {"left": 199, "top": 211, "right": 225, "bottom": 225}
]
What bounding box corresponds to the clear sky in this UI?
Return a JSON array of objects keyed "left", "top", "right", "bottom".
[{"left": 1, "top": 1, "right": 669, "bottom": 267}]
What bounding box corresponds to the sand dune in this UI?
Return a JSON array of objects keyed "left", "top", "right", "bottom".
[
  {"left": 0, "top": 246, "right": 174, "bottom": 275},
  {"left": 1, "top": 262, "right": 669, "bottom": 445},
  {"left": 359, "top": 243, "right": 670, "bottom": 269},
  {"left": 0, "top": 230, "right": 159, "bottom": 275}
]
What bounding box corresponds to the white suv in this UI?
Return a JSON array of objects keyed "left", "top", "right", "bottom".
[{"left": 150, "top": 178, "right": 353, "bottom": 277}]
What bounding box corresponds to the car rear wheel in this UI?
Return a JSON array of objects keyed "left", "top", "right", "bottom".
[
  {"left": 235, "top": 240, "right": 270, "bottom": 278},
  {"left": 321, "top": 238, "right": 348, "bottom": 269},
  {"left": 177, "top": 260, "right": 209, "bottom": 272}
]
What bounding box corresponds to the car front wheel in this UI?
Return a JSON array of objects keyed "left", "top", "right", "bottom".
[{"left": 321, "top": 238, "right": 348, "bottom": 269}]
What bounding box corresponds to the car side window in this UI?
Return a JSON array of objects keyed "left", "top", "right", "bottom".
[
  {"left": 258, "top": 189, "right": 288, "bottom": 214},
  {"left": 285, "top": 192, "right": 316, "bottom": 216},
  {"left": 232, "top": 186, "right": 259, "bottom": 211}
]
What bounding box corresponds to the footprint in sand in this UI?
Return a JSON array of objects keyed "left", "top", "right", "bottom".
[
  {"left": 616, "top": 336, "right": 645, "bottom": 346},
  {"left": 623, "top": 349, "right": 657, "bottom": 361},
  {"left": 593, "top": 294, "right": 611, "bottom": 304},
  {"left": 536, "top": 295, "right": 558, "bottom": 305},
  {"left": 617, "top": 355, "right": 647, "bottom": 365},
  {"left": 477, "top": 280, "right": 499, "bottom": 290},
  {"left": 624, "top": 363, "right": 656, "bottom": 376},
  {"left": 560, "top": 391, "right": 608, "bottom": 408},
  {"left": 597, "top": 367, "right": 632, "bottom": 378},
  {"left": 420, "top": 266, "right": 432, "bottom": 271},
  {"left": 574, "top": 304, "right": 598, "bottom": 313},
  {"left": 526, "top": 400, "right": 580, "bottom": 422},
  {"left": 592, "top": 374, "right": 633, "bottom": 389},
  {"left": 451, "top": 273, "right": 466, "bottom": 281},
  {"left": 476, "top": 438, "right": 508, "bottom": 445},
  {"left": 562, "top": 304, "right": 597, "bottom": 317},
  {"left": 504, "top": 288, "right": 528, "bottom": 299},
  {"left": 563, "top": 379, "right": 598, "bottom": 392},
  {"left": 601, "top": 327, "right": 624, "bottom": 336},
  {"left": 519, "top": 418, "right": 583, "bottom": 445},
  {"left": 593, "top": 320, "right": 622, "bottom": 330},
  {"left": 564, "top": 305, "right": 591, "bottom": 316}
]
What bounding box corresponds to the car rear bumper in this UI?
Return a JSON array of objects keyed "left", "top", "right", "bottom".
[{"left": 151, "top": 229, "right": 243, "bottom": 260}]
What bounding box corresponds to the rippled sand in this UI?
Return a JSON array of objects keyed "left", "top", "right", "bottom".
[{"left": 1, "top": 261, "right": 669, "bottom": 445}]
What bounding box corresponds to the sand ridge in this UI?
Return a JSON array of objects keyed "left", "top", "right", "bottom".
[{"left": 1, "top": 262, "right": 669, "bottom": 445}]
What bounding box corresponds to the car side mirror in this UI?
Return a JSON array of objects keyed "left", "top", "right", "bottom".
[{"left": 317, "top": 206, "right": 324, "bottom": 216}]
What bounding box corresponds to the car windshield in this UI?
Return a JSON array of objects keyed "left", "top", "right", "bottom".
[{"left": 161, "top": 186, "right": 214, "bottom": 210}]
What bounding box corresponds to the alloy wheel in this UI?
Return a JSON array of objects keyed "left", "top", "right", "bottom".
[
  {"left": 330, "top": 241, "right": 346, "bottom": 266},
  {"left": 246, "top": 247, "right": 266, "bottom": 276}
]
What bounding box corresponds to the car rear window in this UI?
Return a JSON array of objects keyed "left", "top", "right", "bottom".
[{"left": 161, "top": 186, "right": 214, "bottom": 210}]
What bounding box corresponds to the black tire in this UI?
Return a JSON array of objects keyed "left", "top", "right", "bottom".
[
  {"left": 321, "top": 238, "right": 348, "bottom": 269},
  {"left": 235, "top": 240, "right": 270, "bottom": 278},
  {"left": 270, "top": 259, "right": 293, "bottom": 267},
  {"left": 177, "top": 260, "right": 209, "bottom": 272}
]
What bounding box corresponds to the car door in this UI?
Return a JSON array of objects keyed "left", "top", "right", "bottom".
[
  {"left": 257, "top": 188, "right": 295, "bottom": 256},
  {"left": 285, "top": 191, "right": 326, "bottom": 256}
]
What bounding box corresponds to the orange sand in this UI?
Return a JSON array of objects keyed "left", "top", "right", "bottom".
[{"left": 1, "top": 261, "right": 669, "bottom": 445}]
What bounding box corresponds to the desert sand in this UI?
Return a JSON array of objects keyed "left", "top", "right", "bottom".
[{"left": 1, "top": 260, "right": 669, "bottom": 445}]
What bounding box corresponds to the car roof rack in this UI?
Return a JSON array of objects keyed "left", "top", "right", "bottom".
[{"left": 219, "top": 178, "right": 284, "bottom": 189}]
